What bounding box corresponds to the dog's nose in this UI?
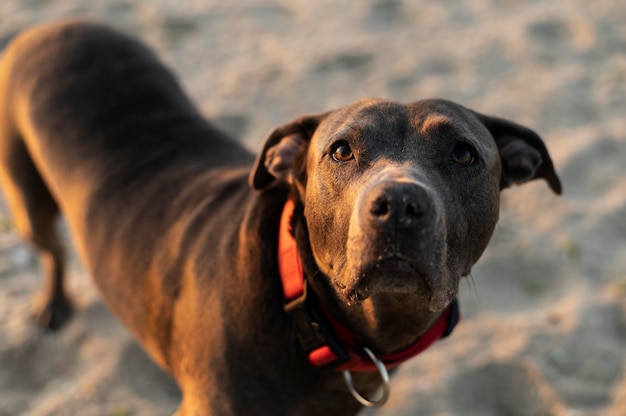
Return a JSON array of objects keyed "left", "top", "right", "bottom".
[{"left": 366, "top": 181, "right": 431, "bottom": 229}]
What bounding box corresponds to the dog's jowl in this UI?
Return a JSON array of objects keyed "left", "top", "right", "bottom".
[{"left": 0, "top": 21, "right": 561, "bottom": 415}]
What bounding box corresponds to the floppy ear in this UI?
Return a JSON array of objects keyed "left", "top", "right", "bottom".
[
  {"left": 472, "top": 111, "right": 562, "bottom": 194},
  {"left": 249, "top": 112, "right": 329, "bottom": 190}
]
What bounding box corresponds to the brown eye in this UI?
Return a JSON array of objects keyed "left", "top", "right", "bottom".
[
  {"left": 331, "top": 142, "right": 354, "bottom": 162},
  {"left": 451, "top": 142, "right": 475, "bottom": 165}
]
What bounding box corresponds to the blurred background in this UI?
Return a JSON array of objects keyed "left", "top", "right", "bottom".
[{"left": 1, "top": 0, "right": 625, "bottom": 415}]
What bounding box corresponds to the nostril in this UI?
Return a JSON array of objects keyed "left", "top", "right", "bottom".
[
  {"left": 403, "top": 198, "right": 426, "bottom": 219},
  {"left": 405, "top": 201, "right": 422, "bottom": 219},
  {"left": 370, "top": 196, "right": 390, "bottom": 217}
]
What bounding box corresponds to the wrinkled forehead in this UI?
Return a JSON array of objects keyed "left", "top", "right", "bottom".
[
  {"left": 311, "top": 98, "right": 495, "bottom": 155},
  {"left": 312, "top": 99, "right": 407, "bottom": 145}
]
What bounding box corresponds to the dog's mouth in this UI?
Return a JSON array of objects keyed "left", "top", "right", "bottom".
[{"left": 333, "top": 254, "right": 458, "bottom": 312}]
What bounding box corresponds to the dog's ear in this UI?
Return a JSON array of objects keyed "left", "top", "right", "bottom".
[
  {"left": 250, "top": 112, "right": 328, "bottom": 190},
  {"left": 473, "top": 111, "right": 562, "bottom": 194}
]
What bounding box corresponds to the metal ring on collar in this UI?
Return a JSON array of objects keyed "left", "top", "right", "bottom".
[{"left": 342, "top": 346, "right": 390, "bottom": 407}]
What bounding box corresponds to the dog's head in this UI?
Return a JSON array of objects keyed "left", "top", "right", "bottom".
[{"left": 250, "top": 98, "right": 561, "bottom": 351}]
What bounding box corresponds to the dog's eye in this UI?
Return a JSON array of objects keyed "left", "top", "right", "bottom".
[
  {"left": 331, "top": 141, "right": 355, "bottom": 162},
  {"left": 451, "top": 142, "right": 476, "bottom": 165}
]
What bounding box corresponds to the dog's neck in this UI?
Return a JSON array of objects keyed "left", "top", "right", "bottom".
[{"left": 283, "top": 197, "right": 458, "bottom": 364}]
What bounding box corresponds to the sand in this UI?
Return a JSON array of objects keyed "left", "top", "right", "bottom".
[{"left": 1, "top": 0, "right": 625, "bottom": 415}]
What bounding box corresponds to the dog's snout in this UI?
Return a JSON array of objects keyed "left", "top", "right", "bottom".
[{"left": 366, "top": 182, "right": 431, "bottom": 228}]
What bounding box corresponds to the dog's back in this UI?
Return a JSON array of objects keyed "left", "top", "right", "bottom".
[{"left": 1, "top": 20, "right": 251, "bottom": 208}]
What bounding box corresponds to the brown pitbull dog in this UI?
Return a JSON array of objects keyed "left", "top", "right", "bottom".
[{"left": 0, "top": 21, "right": 561, "bottom": 415}]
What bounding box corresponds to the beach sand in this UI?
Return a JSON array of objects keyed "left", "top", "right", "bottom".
[{"left": 1, "top": 0, "right": 625, "bottom": 414}]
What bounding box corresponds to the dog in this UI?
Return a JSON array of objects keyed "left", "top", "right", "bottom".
[{"left": 0, "top": 21, "right": 561, "bottom": 415}]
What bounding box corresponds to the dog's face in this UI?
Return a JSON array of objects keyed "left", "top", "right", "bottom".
[
  {"left": 300, "top": 100, "right": 504, "bottom": 311},
  {"left": 251, "top": 98, "right": 561, "bottom": 351}
]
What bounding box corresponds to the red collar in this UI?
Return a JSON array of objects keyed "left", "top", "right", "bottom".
[{"left": 278, "top": 197, "right": 459, "bottom": 372}]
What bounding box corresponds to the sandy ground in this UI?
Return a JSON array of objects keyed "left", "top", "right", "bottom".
[{"left": 1, "top": 0, "right": 626, "bottom": 415}]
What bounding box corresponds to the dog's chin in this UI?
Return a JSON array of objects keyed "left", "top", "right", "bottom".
[{"left": 335, "top": 256, "right": 457, "bottom": 312}]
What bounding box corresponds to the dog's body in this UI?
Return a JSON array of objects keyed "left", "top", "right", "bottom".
[{"left": 0, "top": 21, "right": 561, "bottom": 415}]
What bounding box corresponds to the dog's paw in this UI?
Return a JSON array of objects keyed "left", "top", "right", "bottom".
[{"left": 33, "top": 298, "right": 74, "bottom": 330}]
